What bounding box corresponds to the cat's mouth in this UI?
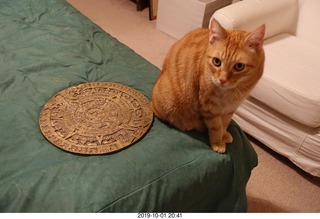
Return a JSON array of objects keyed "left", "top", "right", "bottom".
[{"left": 213, "top": 79, "right": 231, "bottom": 89}]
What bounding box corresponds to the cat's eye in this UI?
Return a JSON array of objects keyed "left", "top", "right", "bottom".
[
  {"left": 234, "top": 63, "right": 245, "bottom": 71},
  {"left": 212, "top": 58, "right": 221, "bottom": 67}
]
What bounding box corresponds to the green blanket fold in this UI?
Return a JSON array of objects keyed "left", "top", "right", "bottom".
[{"left": 0, "top": 0, "right": 257, "bottom": 212}]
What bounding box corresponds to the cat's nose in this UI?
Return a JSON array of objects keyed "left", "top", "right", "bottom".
[{"left": 219, "top": 79, "right": 227, "bottom": 85}]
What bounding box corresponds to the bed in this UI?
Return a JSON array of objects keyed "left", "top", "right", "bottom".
[{"left": 0, "top": 0, "right": 258, "bottom": 212}]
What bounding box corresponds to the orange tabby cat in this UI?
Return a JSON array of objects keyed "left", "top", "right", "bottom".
[{"left": 150, "top": 18, "right": 265, "bottom": 153}]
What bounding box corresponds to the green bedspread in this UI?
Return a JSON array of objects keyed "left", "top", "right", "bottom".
[{"left": 0, "top": 0, "right": 257, "bottom": 212}]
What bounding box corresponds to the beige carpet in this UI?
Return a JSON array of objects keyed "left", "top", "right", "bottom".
[{"left": 67, "top": 0, "right": 320, "bottom": 213}]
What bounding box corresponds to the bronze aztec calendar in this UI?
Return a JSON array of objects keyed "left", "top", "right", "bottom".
[{"left": 39, "top": 82, "right": 154, "bottom": 155}]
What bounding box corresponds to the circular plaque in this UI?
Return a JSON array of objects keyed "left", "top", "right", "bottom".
[{"left": 39, "top": 82, "right": 153, "bottom": 155}]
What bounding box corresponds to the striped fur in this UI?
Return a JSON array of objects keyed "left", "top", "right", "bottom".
[{"left": 151, "top": 18, "right": 265, "bottom": 153}]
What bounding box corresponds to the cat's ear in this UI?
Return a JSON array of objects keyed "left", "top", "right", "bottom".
[
  {"left": 246, "top": 24, "right": 266, "bottom": 52},
  {"left": 209, "top": 18, "right": 227, "bottom": 44}
]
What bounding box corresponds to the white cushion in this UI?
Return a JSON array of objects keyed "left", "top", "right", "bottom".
[
  {"left": 296, "top": 0, "right": 320, "bottom": 47},
  {"left": 212, "top": 0, "right": 298, "bottom": 39},
  {"left": 250, "top": 34, "right": 320, "bottom": 128}
]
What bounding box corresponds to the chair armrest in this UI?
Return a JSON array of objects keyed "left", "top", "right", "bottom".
[{"left": 211, "top": 0, "right": 299, "bottom": 39}]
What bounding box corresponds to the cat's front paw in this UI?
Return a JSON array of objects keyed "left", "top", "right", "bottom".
[
  {"left": 211, "top": 142, "right": 226, "bottom": 154},
  {"left": 223, "top": 132, "right": 233, "bottom": 143}
]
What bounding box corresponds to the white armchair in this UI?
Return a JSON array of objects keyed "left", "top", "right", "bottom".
[{"left": 211, "top": 0, "right": 320, "bottom": 177}]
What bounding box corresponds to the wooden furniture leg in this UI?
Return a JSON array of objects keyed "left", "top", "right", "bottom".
[{"left": 131, "top": 0, "right": 149, "bottom": 11}]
